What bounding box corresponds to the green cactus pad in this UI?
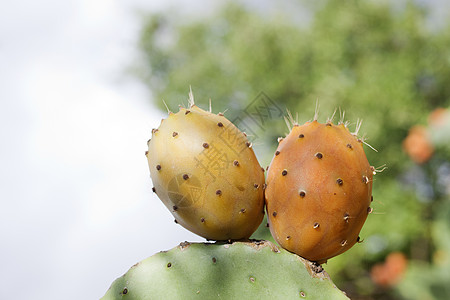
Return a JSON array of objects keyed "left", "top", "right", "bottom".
[{"left": 101, "top": 240, "right": 348, "bottom": 299}]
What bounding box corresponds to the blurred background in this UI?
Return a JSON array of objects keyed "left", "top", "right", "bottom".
[{"left": 1, "top": 0, "right": 450, "bottom": 299}]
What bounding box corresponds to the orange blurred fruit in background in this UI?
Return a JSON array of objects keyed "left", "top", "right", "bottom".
[
  {"left": 371, "top": 252, "right": 408, "bottom": 287},
  {"left": 402, "top": 126, "right": 434, "bottom": 164}
]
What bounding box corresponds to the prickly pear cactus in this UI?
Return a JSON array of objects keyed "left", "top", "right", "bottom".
[
  {"left": 146, "top": 94, "right": 265, "bottom": 240},
  {"left": 101, "top": 241, "right": 348, "bottom": 299},
  {"left": 265, "top": 119, "right": 373, "bottom": 263}
]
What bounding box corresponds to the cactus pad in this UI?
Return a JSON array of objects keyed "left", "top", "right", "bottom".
[{"left": 101, "top": 240, "right": 348, "bottom": 299}]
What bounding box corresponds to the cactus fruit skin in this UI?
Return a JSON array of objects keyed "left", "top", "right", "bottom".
[
  {"left": 265, "top": 120, "right": 373, "bottom": 263},
  {"left": 101, "top": 241, "right": 348, "bottom": 300},
  {"left": 146, "top": 104, "right": 265, "bottom": 240}
]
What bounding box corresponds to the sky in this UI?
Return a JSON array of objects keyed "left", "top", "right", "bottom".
[
  {"left": 0, "top": 0, "right": 448, "bottom": 299},
  {"left": 0, "top": 1, "right": 216, "bottom": 299}
]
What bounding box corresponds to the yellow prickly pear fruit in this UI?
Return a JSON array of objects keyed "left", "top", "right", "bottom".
[{"left": 146, "top": 93, "right": 265, "bottom": 240}]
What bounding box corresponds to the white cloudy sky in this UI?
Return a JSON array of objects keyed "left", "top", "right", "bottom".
[
  {"left": 0, "top": 0, "right": 447, "bottom": 299},
  {"left": 0, "top": 1, "right": 217, "bottom": 299}
]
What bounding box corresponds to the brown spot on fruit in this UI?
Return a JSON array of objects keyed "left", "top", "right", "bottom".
[
  {"left": 145, "top": 151, "right": 148, "bottom": 156},
  {"left": 183, "top": 174, "right": 189, "bottom": 180},
  {"left": 152, "top": 187, "right": 156, "bottom": 193},
  {"left": 275, "top": 151, "right": 280, "bottom": 156},
  {"left": 233, "top": 160, "right": 239, "bottom": 166},
  {"left": 282, "top": 169, "right": 288, "bottom": 176},
  {"left": 122, "top": 288, "right": 128, "bottom": 295},
  {"left": 203, "top": 142, "right": 209, "bottom": 148},
  {"left": 156, "top": 165, "right": 161, "bottom": 171},
  {"left": 272, "top": 212, "right": 277, "bottom": 217},
  {"left": 299, "top": 190, "right": 306, "bottom": 198},
  {"left": 362, "top": 175, "right": 369, "bottom": 184},
  {"left": 368, "top": 207, "right": 373, "bottom": 214},
  {"left": 341, "top": 240, "right": 347, "bottom": 246},
  {"left": 217, "top": 122, "right": 223, "bottom": 127},
  {"left": 172, "top": 132, "right": 178, "bottom": 137},
  {"left": 315, "top": 152, "right": 323, "bottom": 159},
  {"left": 246, "top": 141, "right": 252, "bottom": 147},
  {"left": 212, "top": 257, "right": 217, "bottom": 263},
  {"left": 299, "top": 134, "right": 304, "bottom": 138},
  {"left": 185, "top": 110, "right": 190, "bottom": 115},
  {"left": 240, "top": 208, "right": 246, "bottom": 213},
  {"left": 343, "top": 213, "right": 349, "bottom": 223},
  {"left": 336, "top": 178, "right": 343, "bottom": 186},
  {"left": 313, "top": 222, "right": 320, "bottom": 229},
  {"left": 216, "top": 190, "right": 222, "bottom": 196},
  {"left": 167, "top": 262, "right": 172, "bottom": 268},
  {"left": 173, "top": 205, "right": 178, "bottom": 211},
  {"left": 286, "top": 236, "right": 291, "bottom": 240},
  {"left": 254, "top": 184, "right": 259, "bottom": 189},
  {"left": 201, "top": 218, "right": 205, "bottom": 223},
  {"left": 347, "top": 143, "right": 353, "bottom": 149}
]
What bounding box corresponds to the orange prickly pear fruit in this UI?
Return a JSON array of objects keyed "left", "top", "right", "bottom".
[
  {"left": 265, "top": 116, "right": 374, "bottom": 263},
  {"left": 146, "top": 91, "right": 265, "bottom": 241}
]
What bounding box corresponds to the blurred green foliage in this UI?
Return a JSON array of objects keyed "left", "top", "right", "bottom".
[{"left": 137, "top": 0, "right": 450, "bottom": 298}]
